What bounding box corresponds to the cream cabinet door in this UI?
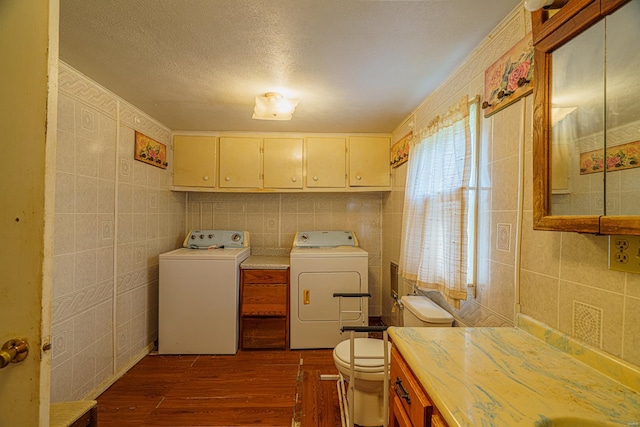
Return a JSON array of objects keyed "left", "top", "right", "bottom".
[
  {"left": 173, "top": 135, "right": 217, "bottom": 187},
  {"left": 306, "top": 137, "right": 346, "bottom": 188},
  {"left": 219, "top": 137, "right": 262, "bottom": 188},
  {"left": 349, "top": 136, "right": 390, "bottom": 187},
  {"left": 263, "top": 138, "right": 303, "bottom": 189}
]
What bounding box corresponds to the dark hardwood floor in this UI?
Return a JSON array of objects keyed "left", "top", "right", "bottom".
[{"left": 96, "top": 349, "right": 342, "bottom": 427}]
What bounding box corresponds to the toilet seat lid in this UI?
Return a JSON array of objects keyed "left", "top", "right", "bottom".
[
  {"left": 401, "top": 295, "right": 454, "bottom": 324},
  {"left": 333, "top": 338, "right": 390, "bottom": 368}
]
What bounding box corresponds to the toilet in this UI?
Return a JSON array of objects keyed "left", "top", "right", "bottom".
[
  {"left": 401, "top": 294, "right": 455, "bottom": 327},
  {"left": 333, "top": 337, "right": 391, "bottom": 427},
  {"left": 332, "top": 295, "right": 453, "bottom": 427}
]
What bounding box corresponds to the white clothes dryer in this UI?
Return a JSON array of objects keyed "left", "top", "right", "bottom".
[
  {"left": 289, "top": 231, "right": 368, "bottom": 349},
  {"left": 158, "top": 230, "right": 249, "bottom": 355}
]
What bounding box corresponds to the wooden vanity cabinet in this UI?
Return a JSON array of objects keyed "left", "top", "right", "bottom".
[
  {"left": 239, "top": 269, "right": 289, "bottom": 349},
  {"left": 389, "top": 347, "right": 448, "bottom": 427}
]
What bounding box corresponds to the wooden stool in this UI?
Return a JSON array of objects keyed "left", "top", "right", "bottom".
[{"left": 50, "top": 400, "right": 98, "bottom": 427}]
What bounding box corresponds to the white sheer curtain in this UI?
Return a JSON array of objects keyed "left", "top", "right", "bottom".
[{"left": 399, "top": 96, "right": 478, "bottom": 309}]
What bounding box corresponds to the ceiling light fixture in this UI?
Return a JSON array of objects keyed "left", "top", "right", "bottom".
[
  {"left": 252, "top": 92, "right": 299, "bottom": 121},
  {"left": 523, "top": 0, "right": 568, "bottom": 11}
]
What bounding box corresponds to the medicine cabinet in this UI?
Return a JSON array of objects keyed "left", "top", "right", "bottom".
[{"left": 532, "top": 0, "right": 640, "bottom": 235}]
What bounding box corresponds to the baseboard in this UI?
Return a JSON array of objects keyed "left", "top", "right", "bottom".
[{"left": 83, "top": 342, "right": 155, "bottom": 400}]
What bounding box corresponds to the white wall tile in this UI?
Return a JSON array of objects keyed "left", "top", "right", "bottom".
[
  {"left": 53, "top": 254, "right": 76, "bottom": 299},
  {"left": 74, "top": 250, "right": 97, "bottom": 290},
  {"left": 56, "top": 130, "right": 76, "bottom": 174},
  {"left": 75, "top": 214, "right": 98, "bottom": 251},
  {"left": 50, "top": 359, "right": 73, "bottom": 403},
  {"left": 75, "top": 176, "right": 98, "bottom": 213},
  {"left": 52, "top": 63, "right": 184, "bottom": 402},
  {"left": 55, "top": 172, "right": 75, "bottom": 214}
]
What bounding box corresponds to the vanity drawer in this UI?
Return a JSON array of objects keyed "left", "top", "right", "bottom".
[
  {"left": 242, "top": 269, "right": 288, "bottom": 284},
  {"left": 390, "top": 347, "right": 433, "bottom": 427}
]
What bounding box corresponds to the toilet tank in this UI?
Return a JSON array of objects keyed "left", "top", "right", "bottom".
[{"left": 401, "top": 295, "right": 454, "bottom": 327}]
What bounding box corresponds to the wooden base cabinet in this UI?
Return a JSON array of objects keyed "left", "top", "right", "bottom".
[
  {"left": 240, "top": 269, "right": 289, "bottom": 350},
  {"left": 389, "top": 347, "right": 448, "bottom": 427}
]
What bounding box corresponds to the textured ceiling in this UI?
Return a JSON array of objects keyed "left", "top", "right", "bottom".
[{"left": 59, "top": 0, "right": 521, "bottom": 133}]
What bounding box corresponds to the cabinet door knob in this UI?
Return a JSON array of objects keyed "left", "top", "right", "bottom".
[
  {"left": 356, "top": 175, "right": 362, "bottom": 180},
  {"left": 313, "top": 176, "right": 319, "bottom": 181},
  {"left": 225, "top": 176, "right": 231, "bottom": 181},
  {"left": 292, "top": 176, "right": 297, "bottom": 182},
  {"left": 203, "top": 175, "right": 209, "bottom": 181}
]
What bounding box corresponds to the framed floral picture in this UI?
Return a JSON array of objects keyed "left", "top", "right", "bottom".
[
  {"left": 134, "top": 131, "right": 168, "bottom": 169},
  {"left": 482, "top": 33, "right": 534, "bottom": 118}
]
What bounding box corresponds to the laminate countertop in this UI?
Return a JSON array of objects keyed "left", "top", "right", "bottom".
[
  {"left": 388, "top": 315, "right": 640, "bottom": 426},
  {"left": 240, "top": 255, "right": 289, "bottom": 270}
]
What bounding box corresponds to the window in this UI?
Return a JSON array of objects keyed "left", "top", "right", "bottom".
[{"left": 399, "top": 96, "right": 479, "bottom": 309}]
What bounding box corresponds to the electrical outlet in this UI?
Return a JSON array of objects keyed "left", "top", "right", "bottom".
[
  {"left": 609, "top": 235, "right": 640, "bottom": 274},
  {"left": 614, "top": 238, "right": 629, "bottom": 251}
]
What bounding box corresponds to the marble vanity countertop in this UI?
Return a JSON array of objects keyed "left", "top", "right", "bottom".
[
  {"left": 389, "top": 322, "right": 640, "bottom": 426},
  {"left": 240, "top": 255, "right": 289, "bottom": 270}
]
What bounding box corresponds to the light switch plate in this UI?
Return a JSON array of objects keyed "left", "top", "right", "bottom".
[{"left": 608, "top": 235, "right": 640, "bottom": 274}]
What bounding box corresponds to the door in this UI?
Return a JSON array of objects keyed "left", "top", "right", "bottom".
[
  {"left": 219, "top": 136, "right": 262, "bottom": 188},
  {"left": 173, "top": 135, "right": 217, "bottom": 187},
  {"left": 306, "top": 137, "right": 346, "bottom": 188},
  {"left": 297, "top": 272, "right": 363, "bottom": 321},
  {"left": 263, "top": 138, "right": 303, "bottom": 189},
  {"left": 0, "top": 0, "right": 57, "bottom": 425},
  {"left": 349, "top": 136, "right": 391, "bottom": 187}
]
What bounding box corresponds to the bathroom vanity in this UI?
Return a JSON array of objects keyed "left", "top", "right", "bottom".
[{"left": 388, "top": 315, "right": 640, "bottom": 426}]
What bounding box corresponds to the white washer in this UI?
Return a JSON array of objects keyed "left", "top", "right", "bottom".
[
  {"left": 290, "top": 231, "right": 368, "bottom": 349},
  {"left": 158, "top": 230, "right": 250, "bottom": 354}
]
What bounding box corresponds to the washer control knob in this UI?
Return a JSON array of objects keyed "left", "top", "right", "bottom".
[
  {"left": 300, "top": 233, "right": 309, "bottom": 242},
  {"left": 208, "top": 234, "right": 214, "bottom": 239},
  {"left": 199, "top": 234, "right": 204, "bottom": 239},
  {"left": 231, "top": 233, "right": 241, "bottom": 242}
]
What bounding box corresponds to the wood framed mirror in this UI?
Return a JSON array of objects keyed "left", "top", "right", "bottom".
[{"left": 531, "top": 0, "right": 640, "bottom": 235}]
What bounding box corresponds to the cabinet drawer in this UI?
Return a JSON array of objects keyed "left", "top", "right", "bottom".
[
  {"left": 242, "top": 283, "right": 287, "bottom": 315},
  {"left": 390, "top": 347, "right": 433, "bottom": 427},
  {"left": 242, "top": 269, "right": 288, "bottom": 284},
  {"left": 241, "top": 317, "right": 287, "bottom": 349},
  {"left": 392, "top": 395, "right": 413, "bottom": 427}
]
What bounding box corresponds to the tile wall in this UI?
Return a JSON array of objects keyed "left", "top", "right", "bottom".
[
  {"left": 382, "top": 6, "right": 640, "bottom": 367},
  {"left": 50, "top": 63, "right": 186, "bottom": 402},
  {"left": 186, "top": 192, "right": 383, "bottom": 315}
]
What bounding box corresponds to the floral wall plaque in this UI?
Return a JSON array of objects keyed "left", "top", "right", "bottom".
[
  {"left": 482, "top": 33, "right": 534, "bottom": 118},
  {"left": 579, "top": 140, "right": 640, "bottom": 174},
  {"left": 134, "top": 131, "right": 168, "bottom": 169},
  {"left": 391, "top": 131, "right": 412, "bottom": 168}
]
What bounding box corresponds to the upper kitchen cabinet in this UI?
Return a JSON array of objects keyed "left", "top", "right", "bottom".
[
  {"left": 173, "top": 135, "right": 217, "bottom": 188},
  {"left": 348, "top": 136, "right": 391, "bottom": 187},
  {"left": 219, "top": 136, "right": 262, "bottom": 189},
  {"left": 532, "top": 0, "right": 640, "bottom": 235},
  {"left": 305, "top": 137, "right": 346, "bottom": 188},
  {"left": 172, "top": 133, "right": 391, "bottom": 193},
  {"left": 263, "top": 138, "right": 303, "bottom": 189}
]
